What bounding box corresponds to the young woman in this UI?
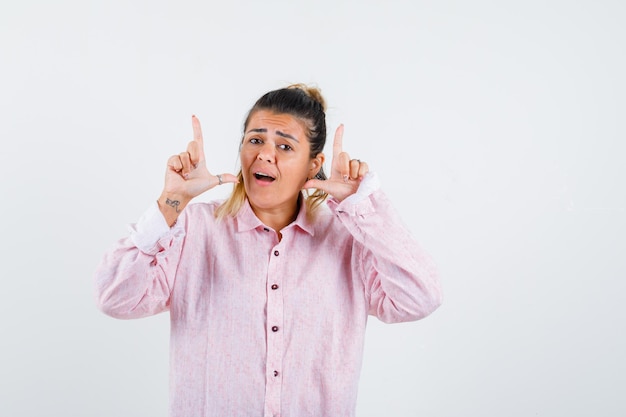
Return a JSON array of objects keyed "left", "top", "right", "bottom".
[{"left": 95, "top": 84, "right": 443, "bottom": 417}]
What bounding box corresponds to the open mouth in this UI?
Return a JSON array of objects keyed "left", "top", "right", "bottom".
[{"left": 254, "top": 172, "right": 276, "bottom": 182}]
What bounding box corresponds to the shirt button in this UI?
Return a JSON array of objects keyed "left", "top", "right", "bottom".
[
  {"left": 263, "top": 227, "right": 270, "bottom": 232},
  {"left": 271, "top": 284, "right": 279, "bottom": 290},
  {"left": 271, "top": 326, "right": 279, "bottom": 332},
  {"left": 274, "top": 250, "right": 279, "bottom": 256},
  {"left": 274, "top": 370, "right": 279, "bottom": 377}
]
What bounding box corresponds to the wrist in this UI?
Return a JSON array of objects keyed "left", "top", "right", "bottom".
[{"left": 157, "top": 192, "right": 191, "bottom": 226}]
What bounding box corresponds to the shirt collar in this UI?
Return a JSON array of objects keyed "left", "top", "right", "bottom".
[{"left": 235, "top": 196, "right": 315, "bottom": 236}]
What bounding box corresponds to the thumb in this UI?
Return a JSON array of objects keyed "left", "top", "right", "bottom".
[
  {"left": 302, "top": 178, "right": 325, "bottom": 192},
  {"left": 215, "top": 172, "right": 240, "bottom": 185}
]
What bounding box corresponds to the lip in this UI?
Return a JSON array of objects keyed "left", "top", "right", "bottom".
[{"left": 249, "top": 166, "right": 277, "bottom": 186}]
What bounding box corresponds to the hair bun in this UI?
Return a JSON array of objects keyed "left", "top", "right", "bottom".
[{"left": 286, "top": 83, "right": 326, "bottom": 111}]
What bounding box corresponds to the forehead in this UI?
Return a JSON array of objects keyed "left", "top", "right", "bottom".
[{"left": 246, "top": 110, "right": 307, "bottom": 135}]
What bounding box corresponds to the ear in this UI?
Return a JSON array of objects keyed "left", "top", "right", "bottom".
[{"left": 308, "top": 153, "right": 325, "bottom": 178}]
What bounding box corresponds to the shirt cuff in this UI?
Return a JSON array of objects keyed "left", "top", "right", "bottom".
[
  {"left": 128, "top": 201, "right": 174, "bottom": 253},
  {"left": 328, "top": 171, "right": 381, "bottom": 216},
  {"left": 342, "top": 171, "right": 381, "bottom": 205}
]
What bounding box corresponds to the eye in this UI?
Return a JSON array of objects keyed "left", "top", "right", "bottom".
[
  {"left": 278, "top": 143, "right": 293, "bottom": 151},
  {"left": 249, "top": 137, "right": 262, "bottom": 145}
]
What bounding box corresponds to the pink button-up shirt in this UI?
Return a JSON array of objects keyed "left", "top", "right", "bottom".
[{"left": 94, "top": 175, "right": 442, "bottom": 417}]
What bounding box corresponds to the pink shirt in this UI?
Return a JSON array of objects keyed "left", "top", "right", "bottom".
[{"left": 94, "top": 174, "right": 442, "bottom": 417}]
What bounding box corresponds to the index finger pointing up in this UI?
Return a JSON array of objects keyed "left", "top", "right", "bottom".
[
  {"left": 333, "top": 124, "right": 344, "bottom": 158},
  {"left": 191, "top": 115, "right": 206, "bottom": 161}
]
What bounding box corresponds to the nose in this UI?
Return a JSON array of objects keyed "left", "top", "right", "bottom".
[{"left": 257, "top": 143, "right": 275, "bottom": 163}]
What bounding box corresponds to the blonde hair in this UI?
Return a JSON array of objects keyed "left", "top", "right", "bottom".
[{"left": 215, "top": 84, "right": 329, "bottom": 222}]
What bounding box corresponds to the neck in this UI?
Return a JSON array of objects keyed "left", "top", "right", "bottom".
[{"left": 250, "top": 194, "right": 302, "bottom": 233}]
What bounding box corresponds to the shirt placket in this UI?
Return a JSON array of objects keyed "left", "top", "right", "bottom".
[{"left": 264, "top": 240, "right": 285, "bottom": 417}]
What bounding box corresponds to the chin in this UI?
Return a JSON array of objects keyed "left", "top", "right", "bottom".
[{"left": 245, "top": 188, "right": 275, "bottom": 209}]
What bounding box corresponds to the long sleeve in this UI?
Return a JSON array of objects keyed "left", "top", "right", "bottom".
[
  {"left": 94, "top": 202, "right": 186, "bottom": 319},
  {"left": 93, "top": 184, "right": 441, "bottom": 416},
  {"left": 328, "top": 173, "right": 443, "bottom": 324}
]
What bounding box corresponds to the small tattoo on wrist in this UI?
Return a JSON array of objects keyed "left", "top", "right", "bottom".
[{"left": 165, "top": 198, "right": 181, "bottom": 213}]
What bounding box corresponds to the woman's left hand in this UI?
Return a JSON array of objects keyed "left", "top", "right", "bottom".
[{"left": 303, "top": 124, "right": 368, "bottom": 202}]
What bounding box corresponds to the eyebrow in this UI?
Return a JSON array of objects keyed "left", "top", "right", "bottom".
[{"left": 246, "top": 128, "right": 299, "bottom": 143}]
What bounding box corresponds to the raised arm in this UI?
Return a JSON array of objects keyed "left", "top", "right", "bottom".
[
  {"left": 319, "top": 125, "right": 442, "bottom": 323},
  {"left": 95, "top": 115, "right": 237, "bottom": 319}
]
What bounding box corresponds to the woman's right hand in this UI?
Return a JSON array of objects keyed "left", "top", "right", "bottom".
[{"left": 158, "top": 115, "right": 238, "bottom": 225}]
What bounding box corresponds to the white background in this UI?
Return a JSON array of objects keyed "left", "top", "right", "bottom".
[{"left": 1, "top": 0, "right": 624, "bottom": 416}]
